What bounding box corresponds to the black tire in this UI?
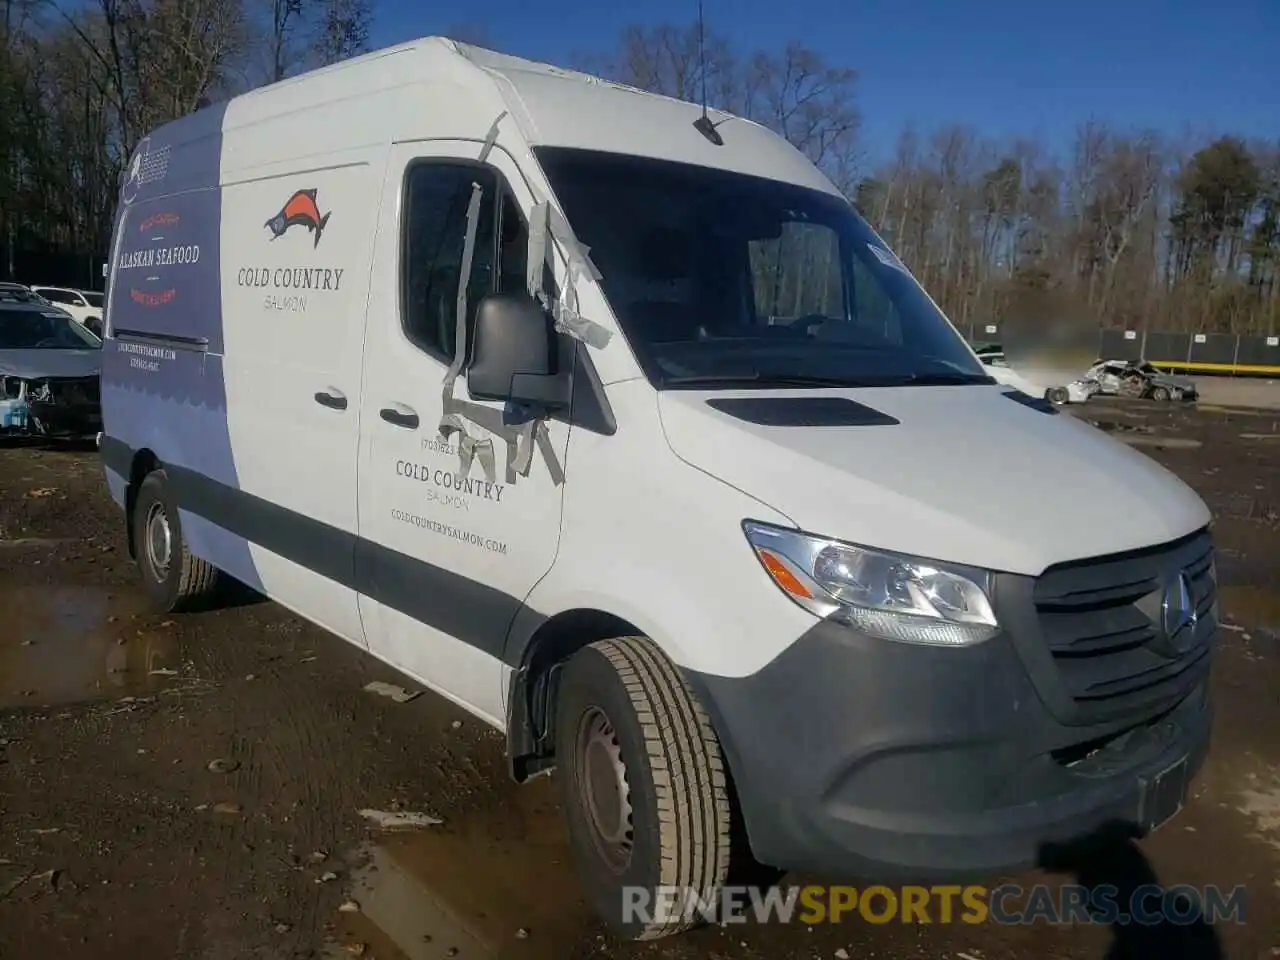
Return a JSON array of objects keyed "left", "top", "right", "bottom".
[
  {"left": 1151, "top": 386, "right": 1171, "bottom": 402},
  {"left": 84, "top": 317, "right": 102, "bottom": 337},
  {"left": 131, "top": 469, "right": 220, "bottom": 613},
  {"left": 1046, "top": 387, "right": 1069, "bottom": 405},
  {"left": 555, "top": 636, "right": 733, "bottom": 940}
]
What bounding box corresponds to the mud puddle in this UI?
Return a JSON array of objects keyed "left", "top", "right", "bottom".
[
  {"left": 1197, "top": 403, "right": 1278, "bottom": 417},
  {"left": 0, "top": 584, "right": 177, "bottom": 709},
  {"left": 1120, "top": 435, "right": 1203, "bottom": 449},
  {"left": 1219, "top": 585, "right": 1280, "bottom": 634},
  {"left": 1237, "top": 774, "right": 1280, "bottom": 853},
  {"left": 1085, "top": 417, "right": 1203, "bottom": 448},
  {"left": 327, "top": 776, "right": 594, "bottom": 959}
]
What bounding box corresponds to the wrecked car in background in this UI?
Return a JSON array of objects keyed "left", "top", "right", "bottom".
[
  {"left": 0, "top": 296, "right": 103, "bottom": 438},
  {"left": 1043, "top": 378, "right": 1100, "bottom": 405},
  {"left": 1086, "top": 359, "right": 1198, "bottom": 402},
  {"left": 974, "top": 343, "right": 1098, "bottom": 405}
]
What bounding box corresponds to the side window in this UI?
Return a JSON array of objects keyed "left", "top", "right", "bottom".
[
  {"left": 41, "top": 289, "right": 76, "bottom": 305},
  {"left": 400, "top": 164, "right": 540, "bottom": 363},
  {"left": 401, "top": 163, "right": 498, "bottom": 362}
]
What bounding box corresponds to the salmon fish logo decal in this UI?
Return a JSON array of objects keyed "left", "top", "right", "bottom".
[{"left": 264, "top": 189, "right": 331, "bottom": 248}]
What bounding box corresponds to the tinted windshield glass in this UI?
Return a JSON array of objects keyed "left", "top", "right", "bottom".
[
  {"left": 535, "top": 147, "right": 989, "bottom": 388},
  {"left": 0, "top": 309, "right": 102, "bottom": 349},
  {"left": 84, "top": 292, "right": 104, "bottom": 307},
  {"left": 0, "top": 287, "right": 42, "bottom": 304}
]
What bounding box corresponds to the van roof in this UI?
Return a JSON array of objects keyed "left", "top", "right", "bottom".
[{"left": 147, "top": 37, "right": 840, "bottom": 196}]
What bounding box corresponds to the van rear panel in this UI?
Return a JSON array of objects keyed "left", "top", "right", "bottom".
[{"left": 101, "top": 101, "right": 261, "bottom": 589}]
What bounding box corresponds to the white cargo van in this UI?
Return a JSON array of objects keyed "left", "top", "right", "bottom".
[{"left": 100, "top": 38, "right": 1217, "bottom": 938}]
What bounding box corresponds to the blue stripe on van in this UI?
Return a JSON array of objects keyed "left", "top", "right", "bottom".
[{"left": 101, "top": 101, "right": 263, "bottom": 591}]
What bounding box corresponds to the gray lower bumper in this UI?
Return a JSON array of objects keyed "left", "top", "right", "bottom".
[{"left": 685, "top": 618, "right": 1212, "bottom": 881}]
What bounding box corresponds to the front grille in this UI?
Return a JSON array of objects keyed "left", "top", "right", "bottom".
[{"left": 996, "top": 529, "right": 1216, "bottom": 725}]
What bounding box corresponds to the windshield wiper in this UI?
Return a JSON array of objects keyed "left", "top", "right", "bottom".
[
  {"left": 893, "top": 372, "right": 995, "bottom": 386},
  {"left": 661, "top": 373, "right": 866, "bottom": 388},
  {"left": 661, "top": 371, "right": 995, "bottom": 389}
]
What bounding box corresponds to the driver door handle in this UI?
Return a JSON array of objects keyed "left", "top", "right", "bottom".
[
  {"left": 379, "top": 403, "right": 419, "bottom": 430},
  {"left": 313, "top": 388, "right": 347, "bottom": 411}
]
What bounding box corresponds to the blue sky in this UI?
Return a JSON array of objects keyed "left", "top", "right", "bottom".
[{"left": 371, "top": 0, "right": 1278, "bottom": 166}]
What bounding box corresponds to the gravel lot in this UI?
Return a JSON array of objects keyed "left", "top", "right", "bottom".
[{"left": 1, "top": 395, "right": 1278, "bottom": 960}]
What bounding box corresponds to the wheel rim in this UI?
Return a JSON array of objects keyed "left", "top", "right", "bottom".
[
  {"left": 575, "top": 705, "right": 634, "bottom": 873},
  {"left": 144, "top": 501, "right": 173, "bottom": 578}
]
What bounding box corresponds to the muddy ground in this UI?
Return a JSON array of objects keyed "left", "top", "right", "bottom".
[{"left": 2, "top": 397, "right": 1279, "bottom": 960}]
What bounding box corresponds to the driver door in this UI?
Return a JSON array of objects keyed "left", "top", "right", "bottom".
[
  {"left": 1097, "top": 364, "right": 1123, "bottom": 394},
  {"left": 355, "top": 141, "right": 569, "bottom": 727}
]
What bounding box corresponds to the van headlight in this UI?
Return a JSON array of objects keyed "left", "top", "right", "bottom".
[{"left": 742, "top": 520, "right": 998, "bottom": 646}]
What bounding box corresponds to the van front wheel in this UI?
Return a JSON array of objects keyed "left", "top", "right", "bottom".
[
  {"left": 131, "top": 469, "right": 220, "bottom": 613},
  {"left": 556, "top": 636, "right": 733, "bottom": 940}
]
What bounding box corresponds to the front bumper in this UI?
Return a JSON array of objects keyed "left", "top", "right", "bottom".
[
  {"left": 686, "top": 531, "right": 1216, "bottom": 881},
  {"left": 28, "top": 401, "right": 102, "bottom": 436}
]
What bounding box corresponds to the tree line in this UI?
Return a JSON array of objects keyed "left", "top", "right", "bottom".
[
  {"left": 2, "top": 9, "right": 1276, "bottom": 334},
  {"left": 0, "top": 0, "right": 373, "bottom": 284}
]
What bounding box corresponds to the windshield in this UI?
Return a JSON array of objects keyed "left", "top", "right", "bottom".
[
  {"left": 84, "top": 291, "right": 104, "bottom": 308},
  {"left": 0, "top": 309, "right": 103, "bottom": 349},
  {"left": 0, "top": 286, "right": 46, "bottom": 305},
  {"left": 535, "top": 147, "right": 990, "bottom": 389}
]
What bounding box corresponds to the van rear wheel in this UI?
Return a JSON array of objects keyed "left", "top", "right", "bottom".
[
  {"left": 555, "top": 636, "right": 733, "bottom": 940},
  {"left": 132, "top": 469, "right": 220, "bottom": 613}
]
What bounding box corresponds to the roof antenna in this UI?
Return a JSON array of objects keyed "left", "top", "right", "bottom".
[{"left": 692, "top": 0, "right": 724, "bottom": 146}]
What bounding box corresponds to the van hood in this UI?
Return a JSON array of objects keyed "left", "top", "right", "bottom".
[{"left": 658, "top": 385, "right": 1210, "bottom": 576}]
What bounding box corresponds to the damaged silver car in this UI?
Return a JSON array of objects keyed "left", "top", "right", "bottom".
[
  {"left": 1084, "top": 359, "right": 1199, "bottom": 402},
  {"left": 0, "top": 297, "right": 103, "bottom": 438}
]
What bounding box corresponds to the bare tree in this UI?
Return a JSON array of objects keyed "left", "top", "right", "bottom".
[
  {"left": 1, "top": 0, "right": 371, "bottom": 284},
  {"left": 263, "top": 0, "right": 304, "bottom": 83},
  {"left": 3, "top": 11, "right": 1276, "bottom": 335},
  {"left": 310, "top": 0, "right": 369, "bottom": 67},
  {"left": 741, "top": 41, "right": 860, "bottom": 189}
]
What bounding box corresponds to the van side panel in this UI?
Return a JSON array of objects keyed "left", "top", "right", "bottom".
[{"left": 100, "top": 102, "right": 263, "bottom": 591}]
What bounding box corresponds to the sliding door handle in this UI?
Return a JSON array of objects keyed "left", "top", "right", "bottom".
[
  {"left": 314, "top": 388, "right": 348, "bottom": 411},
  {"left": 379, "top": 403, "right": 419, "bottom": 429}
]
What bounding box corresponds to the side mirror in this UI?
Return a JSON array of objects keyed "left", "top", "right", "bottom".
[{"left": 467, "top": 293, "right": 571, "bottom": 409}]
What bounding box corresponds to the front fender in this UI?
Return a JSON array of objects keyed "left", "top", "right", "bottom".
[{"left": 520, "top": 383, "right": 817, "bottom": 679}]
